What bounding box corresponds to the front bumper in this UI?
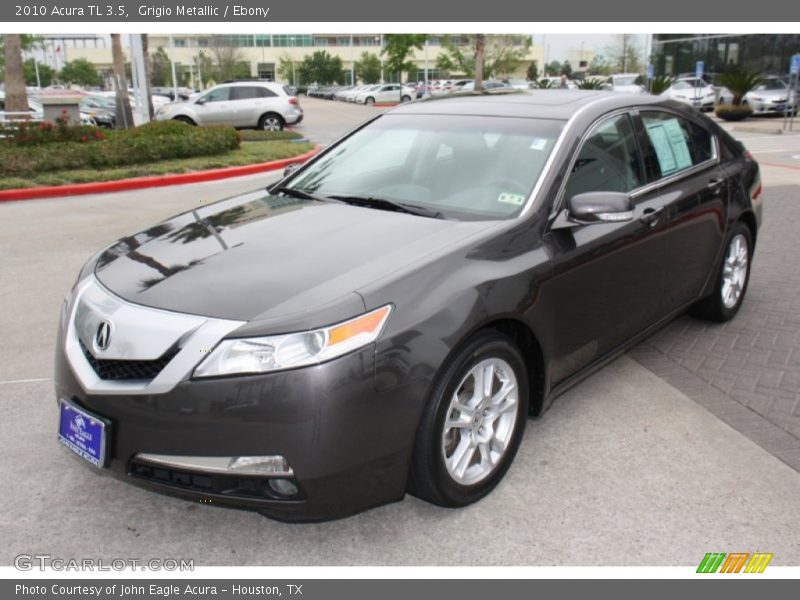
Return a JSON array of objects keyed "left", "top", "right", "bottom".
[
  {"left": 54, "top": 280, "right": 427, "bottom": 521},
  {"left": 55, "top": 339, "right": 423, "bottom": 521}
]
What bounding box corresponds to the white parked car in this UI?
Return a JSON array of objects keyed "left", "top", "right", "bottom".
[
  {"left": 355, "top": 84, "right": 415, "bottom": 105},
  {"left": 459, "top": 80, "right": 512, "bottom": 92},
  {"left": 744, "top": 77, "right": 797, "bottom": 115},
  {"left": 601, "top": 73, "right": 646, "bottom": 94},
  {"left": 343, "top": 85, "right": 370, "bottom": 102},
  {"left": 661, "top": 78, "right": 717, "bottom": 111},
  {"left": 155, "top": 80, "right": 303, "bottom": 131}
]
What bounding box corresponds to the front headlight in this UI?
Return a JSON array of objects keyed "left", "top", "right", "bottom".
[
  {"left": 749, "top": 96, "right": 763, "bottom": 102},
  {"left": 193, "top": 305, "right": 392, "bottom": 378}
]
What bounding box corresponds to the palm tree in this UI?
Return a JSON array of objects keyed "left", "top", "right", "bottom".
[
  {"left": 648, "top": 75, "right": 674, "bottom": 96},
  {"left": 576, "top": 79, "right": 604, "bottom": 90},
  {"left": 474, "top": 34, "right": 486, "bottom": 91},
  {"left": 3, "top": 34, "right": 28, "bottom": 113},
  {"left": 716, "top": 71, "right": 763, "bottom": 106},
  {"left": 111, "top": 34, "right": 134, "bottom": 129}
]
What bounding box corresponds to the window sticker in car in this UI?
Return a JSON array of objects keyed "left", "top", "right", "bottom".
[
  {"left": 645, "top": 118, "right": 692, "bottom": 176},
  {"left": 529, "top": 138, "right": 549, "bottom": 151},
  {"left": 497, "top": 193, "right": 526, "bottom": 205}
]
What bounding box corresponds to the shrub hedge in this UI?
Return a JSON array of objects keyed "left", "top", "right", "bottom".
[{"left": 0, "top": 121, "right": 241, "bottom": 177}]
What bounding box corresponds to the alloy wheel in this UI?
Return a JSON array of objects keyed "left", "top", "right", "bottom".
[
  {"left": 721, "top": 233, "right": 749, "bottom": 309},
  {"left": 441, "top": 358, "right": 519, "bottom": 486}
]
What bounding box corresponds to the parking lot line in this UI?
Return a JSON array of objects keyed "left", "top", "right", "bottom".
[{"left": 0, "top": 377, "right": 52, "bottom": 385}]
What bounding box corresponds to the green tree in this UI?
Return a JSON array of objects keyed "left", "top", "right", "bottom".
[
  {"left": 382, "top": 34, "right": 426, "bottom": 82},
  {"left": 277, "top": 52, "right": 296, "bottom": 84},
  {"left": 526, "top": 60, "right": 539, "bottom": 80},
  {"left": 587, "top": 53, "right": 611, "bottom": 76},
  {"left": 149, "top": 46, "right": 171, "bottom": 87},
  {"left": 604, "top": 34, "right": 643, "bottom": 73},
  {"left": 561, "top": 60, "right": 573, "bottom": 78},
  {"left": 436, "top": 35, "right": 531, "bottom": 79},
  {"left": 60, "top": 58, "right": 101, "bottom": 87},
  {"left": 716, "top": 71, "right": 763, "bottom": 105},
  {"left": 545, "top": 61, "right": 562, "bottom": 76},
  {"left": 354, "top": 52, "right": 381, "bottom": 84},
  {"left": 23, "top": 58, "right": 54, "bottom": 87},
  {"left": 210, "top": 42, "right": 250, "bottom": 81},
  {"left": 298, "top": 50, "right": 344, "bottom": 85}
]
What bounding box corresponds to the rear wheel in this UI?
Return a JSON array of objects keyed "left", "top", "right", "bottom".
[
  {"left": 365, "top": 97, "right": 375, "bottom": 106},
  {"left": 173, "top": 116, "right": 196, "bottom": 126},
  {"left": 401, "top": 95, "right": 412, "bottom": 103},
  {"left": 408, "top": 331, "right": 528, "bottom": 507},
  {"left": 689, "top": 221, "right": 753, "bottom": 322},
  {"left": 258, "top": 113, "right": 284, "bottom": 132}
]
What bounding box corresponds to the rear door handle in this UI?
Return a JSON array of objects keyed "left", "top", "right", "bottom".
[{"left": 708, "top": 178, "right": 725, "bottom": 194}]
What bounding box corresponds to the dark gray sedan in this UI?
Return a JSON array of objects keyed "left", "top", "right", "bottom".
[{"left": 55, "top": 91, "right": 762, "bottom": 521}]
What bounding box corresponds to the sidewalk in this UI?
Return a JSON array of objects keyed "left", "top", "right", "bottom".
[{"left": 710, "top": 114, "right": 800, "bottom": 135}]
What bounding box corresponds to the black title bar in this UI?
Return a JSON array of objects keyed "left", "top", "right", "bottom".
[{"left": 2, "top": 0, "right": 799, "bottom": 22}]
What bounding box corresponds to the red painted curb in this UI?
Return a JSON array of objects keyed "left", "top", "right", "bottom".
[
  {"left": 372, "top": 102, "right": 400, "bottom": 108},
  {"left": 0, "top": 145, "right": 322, "bottom": 202}
]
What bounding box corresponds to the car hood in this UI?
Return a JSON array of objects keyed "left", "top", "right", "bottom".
[
  {"left": 94, "top": 190, "right": 494, "bottom": 322},
  {"left": 747, "top": 89, "right": 789, "bottom": 100}
]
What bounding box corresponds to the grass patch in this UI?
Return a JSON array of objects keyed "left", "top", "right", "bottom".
[{"left": 0, "top": 141, "right": 315, "bottom": 190}]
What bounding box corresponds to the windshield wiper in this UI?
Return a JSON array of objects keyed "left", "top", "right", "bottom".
[
  {"left": 271, "top": 186, "right": 340, "bottom": 204},
  {"left": 328, "top": 194, "right": 443, "bottom": 219}
]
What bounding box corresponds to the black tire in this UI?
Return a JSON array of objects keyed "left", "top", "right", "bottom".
[
  {"left": 173, "top": 116, "right": 196, "bottom": 126},
  {"left": 258, "top": 112, "right": 285, "bottom": 132},
  {"left": 408, "top": 330, "right": 529, "bottom": 507},
  {"left": 689, "top": 221, "right": 753, "bottom": 322},
  {"left": 365, "top": 97, "right": 375, "bottom": 106},
  {"left": 401, "top": 95, "right": 412, "bottom": 103}
]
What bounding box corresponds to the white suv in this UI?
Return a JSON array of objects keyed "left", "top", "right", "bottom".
[{"left": 155, "top": 81, "right": 303, "bottom": 131}]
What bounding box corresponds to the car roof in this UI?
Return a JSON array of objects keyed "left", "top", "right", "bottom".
[{"left": 389, "top": 90, "right": 664, "bottom": 120}]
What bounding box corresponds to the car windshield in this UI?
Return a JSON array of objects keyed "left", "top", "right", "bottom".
[
  {"left": 286, "top": 114, "right": 565, "bottom": 221},
  {"left": 755, "top": 79, "right": 788, "bottom": 91},
  {"left": 673, "top": 79, "right": 705, "bottom": 89}
]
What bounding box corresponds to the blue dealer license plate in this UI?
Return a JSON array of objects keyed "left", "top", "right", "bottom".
[{"left": 58, "top": 399, "right": 109, "bottom": 467}]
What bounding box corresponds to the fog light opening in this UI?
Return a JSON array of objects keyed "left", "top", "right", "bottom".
[{"left": 268, "top": 478, "right": 299, "bottom": 498}]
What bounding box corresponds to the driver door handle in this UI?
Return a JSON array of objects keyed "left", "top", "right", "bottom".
[{"left": 640, "top": 206, "right": 665, "bottom": 227}]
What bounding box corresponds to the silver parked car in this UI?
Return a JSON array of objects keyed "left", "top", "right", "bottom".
[
  {"left": 744, "top": 77, "right": 797, "bottom": 115},
  {"left": 155, "top": 81, "right": 303, "bottom": 131}
]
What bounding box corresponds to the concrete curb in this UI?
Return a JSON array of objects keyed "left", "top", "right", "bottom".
[{"left": 0, "top": 145, "right": 321, "bottom": 203}]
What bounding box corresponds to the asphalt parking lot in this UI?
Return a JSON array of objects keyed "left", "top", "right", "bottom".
[{"left": 2, "top": 97, "right": 800, "bottom": 566}]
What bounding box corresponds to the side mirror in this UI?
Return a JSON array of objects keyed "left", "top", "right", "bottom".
[
  {"left": 194, "top": 98, "right": 206, "bottom": 105},
  {"left": 567, "top": 191, "right": 633, "bottom": 224},
  {"left": 283, "top": 163, "right": 301, "bottom": 178}
]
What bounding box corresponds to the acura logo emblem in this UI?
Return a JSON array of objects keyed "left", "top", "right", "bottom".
[{"left": 95, "top": 321, "right": 112, "bottom": 351}]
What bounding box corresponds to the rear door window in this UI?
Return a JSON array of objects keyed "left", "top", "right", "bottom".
[{"left": 640, "top": 112, "right": 714, "bottom": 178}]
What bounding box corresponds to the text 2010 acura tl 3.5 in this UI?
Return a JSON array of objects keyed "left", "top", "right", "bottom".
[{"left": 55, "top": 91, "right": 762, "bottom": 521}]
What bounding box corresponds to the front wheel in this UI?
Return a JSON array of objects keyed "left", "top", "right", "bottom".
[
  {"left": 401, "top": 95, "right": 412, "bottom": 103},
  {"left": 689, "top": 221, "right": 753, "bottom": 322},
  {"left": 408, "top": 331, "right": 529, "bottom": 507},
  {"left": 365, "top": 97, "right": 375, "bottom": 106},
  {"left": 258, "top": 113, "right": 285, "bottom": 132}
]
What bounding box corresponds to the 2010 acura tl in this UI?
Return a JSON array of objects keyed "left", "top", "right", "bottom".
[{"left": 55, "top": 91, "right": 762, "bottom": 521}]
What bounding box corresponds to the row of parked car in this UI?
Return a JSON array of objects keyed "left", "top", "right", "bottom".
[{"left": 660, "top": 75, "right": 797, "bottom": 114}]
